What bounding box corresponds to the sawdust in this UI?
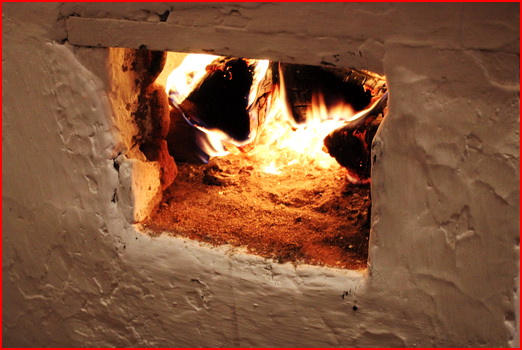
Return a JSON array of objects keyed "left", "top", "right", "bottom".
[{"left": 142, "top": 153, "right": 370, "bottom": 270}]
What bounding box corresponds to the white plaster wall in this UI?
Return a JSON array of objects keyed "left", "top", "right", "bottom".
[{"left": 3, "top": 2, "right": 519, "bottom": 347}]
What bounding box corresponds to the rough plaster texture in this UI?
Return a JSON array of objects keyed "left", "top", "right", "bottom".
[{"left": 3, "top": 2, "right": 519, "bottom": 347}]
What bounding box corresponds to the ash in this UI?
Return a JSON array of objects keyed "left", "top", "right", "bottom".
[{"left": 143, "top": 153, "right": 370, "bottom": 270}]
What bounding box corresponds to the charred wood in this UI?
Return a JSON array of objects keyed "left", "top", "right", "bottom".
[
  {"left": 177, "top": 57, "right": 255, "bottom": 142},
  {"left": 323, "top": 92, "right": 388, "bottom": 183},
  {"left": 279, "top": 63, "right": 373, "bottom": 124}
]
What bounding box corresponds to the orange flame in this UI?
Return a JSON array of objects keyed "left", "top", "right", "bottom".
[
  {"left": 166, "top": 53, "right": 376, "bottom": 174},
  {"left": 166, "top": 53, "right": 220, "bottom": 106},
  {"left": 248, "top": 87, "right": 352, "bottom": 173},
  {"left": 242, "top": 64, "right": 361, "bottom": 173}
]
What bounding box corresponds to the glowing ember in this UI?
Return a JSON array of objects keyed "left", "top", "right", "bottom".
[{"left": 262, "top": 161, "right": 282, "bottom": 175}]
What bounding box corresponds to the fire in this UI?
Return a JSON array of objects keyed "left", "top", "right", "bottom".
[
  {"left": 249, "top": 87, "right": 352, "bottom": 172},
  {"left": 165, "top": 53, "right": 380, "bottom": 175},
  {"left": 166, "top": 53, "right": 220, "bottom": 106},
  {"left": 262, "top": 161, "right": 282, "bottom": 175}
]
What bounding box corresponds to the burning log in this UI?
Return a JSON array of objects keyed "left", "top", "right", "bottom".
[
  {"left": 174, "top": 57, "right": 255, "bottom": 142},
  {"left": 323, "top": 92, "right": 388, "bottom": 183},
  {"left": 278, "top": 63, "right": 373, "bottom": 124},
  {"left": 166, "top": 55, "right": 272, "bottom": 163},
  {"left": 166, "top": 107, "right": 227, "bottom": 164}
]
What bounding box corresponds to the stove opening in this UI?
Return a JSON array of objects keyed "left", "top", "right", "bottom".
[{"left": 110, "top": 47, "right": 387, "bottom": 270}]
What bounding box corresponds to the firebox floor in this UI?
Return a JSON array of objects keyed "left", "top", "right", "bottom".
[{"left": 142, "top": 154, "right": 370, "bottom": 270}]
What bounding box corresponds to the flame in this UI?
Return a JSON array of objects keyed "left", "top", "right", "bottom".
[
  {"left": 167, "top": 54, "right": 271, "bottom": 160},
  {"left": 246, "top": 59, "right": 270, "bottom": 109},
  {"left": 165, "top": 53, "right": 376, "bottom": 173},
  {"left": 166, "top": 53, "right": 220, "bottom": 106},
  {"left": 250, "top": 88, "right": 351, "bottom": 172},
  {"left": 262, "top": 161, "right": 282, "bottom": 175},
  {"left": 246, "top": 64, "right": 360, "bottom": 173}
]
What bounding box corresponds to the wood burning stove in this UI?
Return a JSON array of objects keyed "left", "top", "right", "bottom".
[
  {"left": 4, "top": 3, "right": 518, "bottom": 348},
  {"left": 108, "top": 48, "right": 388, "bottom": 270}
]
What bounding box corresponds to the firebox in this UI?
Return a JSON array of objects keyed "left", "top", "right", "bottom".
[{"left": 109, "top": 48, "right": 387, "bottom": 270}]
